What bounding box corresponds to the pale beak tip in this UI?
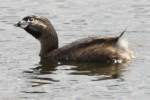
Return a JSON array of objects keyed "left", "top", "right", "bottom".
[
  {"left": 14, "top": 22, "right": 20, "bottom": 27},
  {"left": 14, "top": 23, "right": 18, "bottom": 27}
]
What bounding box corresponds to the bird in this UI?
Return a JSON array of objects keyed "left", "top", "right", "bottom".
[{"left": 14, "top": 15, "right": 133, "bottom": 64}]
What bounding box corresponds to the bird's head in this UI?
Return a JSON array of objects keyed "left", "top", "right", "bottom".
[{"left": 15, "top": 15, "right": 51, "bottom": 39}]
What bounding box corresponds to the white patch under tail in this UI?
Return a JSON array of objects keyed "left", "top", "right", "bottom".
[
  {"left": 116, "top": 38, "right": 129, "bottom": 50},
  {"left": 113, "top": 59, "right": 123, "bottom": 64}
]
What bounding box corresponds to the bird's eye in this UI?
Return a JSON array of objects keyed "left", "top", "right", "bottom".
[
  {"left": 27, "top": 17, "right": 34, "bottom": 22},
  {"left": 30, "top": 18, "right": 34, "bottom": 21}
]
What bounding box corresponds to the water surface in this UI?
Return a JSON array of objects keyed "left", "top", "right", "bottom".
[{"left": 0, "top": 0, "right": 150, "bottom": 100}]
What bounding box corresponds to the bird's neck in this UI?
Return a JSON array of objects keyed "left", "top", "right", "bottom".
[{"left": 39, "top": 30, "right": 58, "bottom": 57}]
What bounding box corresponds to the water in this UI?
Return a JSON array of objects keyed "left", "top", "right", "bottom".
[{"left": 0, "top": 0, "right": 150, "bottom": 100}]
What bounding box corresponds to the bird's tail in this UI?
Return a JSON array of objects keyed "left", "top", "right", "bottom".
[
  {"left": 118, "top": 28, "right": 127, "bottom": 39},
  {"left": 116, "top": 28, "right": 128, "bottom": 50}
]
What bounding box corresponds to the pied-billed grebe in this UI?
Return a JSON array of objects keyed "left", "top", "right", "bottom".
[{"left": 14, "top": 15, "right": 133, "bottom": 64}]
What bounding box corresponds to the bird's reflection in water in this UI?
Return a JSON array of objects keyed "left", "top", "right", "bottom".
[
  {"left": 63, "top": 62, "right": 126, "bottom": 80},
  {"left": 22, "top": 62, "right": 127, "bottom": 95},
  {"left": 23, "top": 63, "right": 59, "bottom": 87},
  {"left": 23, "top": 62, "right": 127, "bottom": 87}
]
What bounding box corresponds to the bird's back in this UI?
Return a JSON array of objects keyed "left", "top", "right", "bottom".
[{"left": 45, "top": 34, "right": 132, "bottom": 64}]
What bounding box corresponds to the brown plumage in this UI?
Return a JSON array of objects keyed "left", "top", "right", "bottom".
[{"left": 15, "top": 15, "right": 133, "bottom": 64}]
